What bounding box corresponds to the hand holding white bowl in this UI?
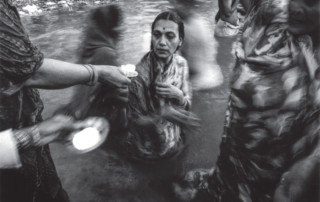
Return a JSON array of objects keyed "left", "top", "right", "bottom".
[{"left": 70, "top": 117, "right": 109, "bottom": 153}]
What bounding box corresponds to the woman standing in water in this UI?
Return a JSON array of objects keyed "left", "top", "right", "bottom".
[{"left": 174, "top": 0, "right": 319, "bottom": 201}]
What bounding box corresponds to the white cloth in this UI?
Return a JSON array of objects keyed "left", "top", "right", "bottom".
[{"left": 0, "top": 129, "right": 21, "bottom": 169}]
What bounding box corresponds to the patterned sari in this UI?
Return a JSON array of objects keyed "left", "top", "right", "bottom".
[
  {"left": 124, "top": 51, "right": 192, "bottom": 161},
  {"left": 0, "top": 1, "right": 68, "bottom": 201},
  {"left": 207, "top": 1, "right": 319, "bottom": 201}
]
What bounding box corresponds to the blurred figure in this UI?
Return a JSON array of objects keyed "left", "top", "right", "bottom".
[
  {"left": 214, "top": 0, "right": 251, "bottom": 37},
  {"left": 170, "top": 0, "right": 224, "bottom": 91},
  {"left": 215, "top": 0, "right": 240, "bottom": 37},
  {"left": 61, "top": 4, "right": 128, "bottom": 117},
  {"left": 273, "top": 0, "right": 320, "bottom": 201},
  {"left": 173, "top": 0, "right": 320, "bottom": 201},
  {"left": 59, "top": 4, "right": 130, "bottom": 153}
]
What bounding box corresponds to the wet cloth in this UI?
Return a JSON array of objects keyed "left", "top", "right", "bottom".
[
  {"left": 125, "top": 51, "right": 191, "bottom": 161},
  {"left": 207, "top": 1, "right": 319, "bottom": 202},
  {"left": 0, "top": 0, "right": 68, "bottom": 201}
]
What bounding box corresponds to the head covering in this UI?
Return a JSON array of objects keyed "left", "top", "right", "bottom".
[{"left": 79, "top": 4, "right": 123, "bottom": 64}]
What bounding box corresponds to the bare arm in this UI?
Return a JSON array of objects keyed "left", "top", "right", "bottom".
[{"left": 25, "top": 58, "right": 130, "bottom": 89}]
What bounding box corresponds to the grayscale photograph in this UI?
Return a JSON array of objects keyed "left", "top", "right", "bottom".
[{"left": 0, "top": 0, "right": 319, "bottom": 201}]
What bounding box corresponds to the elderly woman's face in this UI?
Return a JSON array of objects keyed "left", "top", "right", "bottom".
[
  {"left": 288, "top": 0, "right": 320, "bottom": 36},
  {"left": 152, "top": 19, "right": 181, "bottom": 61}
]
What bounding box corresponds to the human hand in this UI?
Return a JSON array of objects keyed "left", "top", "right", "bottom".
[
  {"left": 161, "top": 106, "right": 201, "bottom": 132},
  {"left": 73, "top": 117, "right": 110, "bottom": 143},
  {"left": 95, "top": 65, "right": 131, "bottom": 88},
  {"left": 95, "top": 65, "right": 130, "bottom": 104},
  {"left": 37, "top": 115, "right": 79, "bottom": 145},
  {"left": 155, "top": 82, "right": 184, "bottom": 104},
  {"left": 101, "top": 85, "right": 129, "bottom": 104}
]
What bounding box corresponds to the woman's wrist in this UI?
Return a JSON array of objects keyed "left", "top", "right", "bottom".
[
  {"left": 83, "top": 64, "right": 99, "bottom": 86},
  {"left": 13, "top": 125, "right": 41, "bottom": 150}
]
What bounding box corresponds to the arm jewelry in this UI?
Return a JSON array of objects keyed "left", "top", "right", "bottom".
[
  {"left": 13, "top": 126, "right": 41, "bottom": 150},
  {"left": 83, "top": 64, "right": 99, "bottom": 86}
]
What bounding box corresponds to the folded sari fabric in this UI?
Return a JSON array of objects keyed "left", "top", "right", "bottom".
[
  {"left": 0, "top": 0, "right": 67, "bottom": 201},
  {"left": 208, "top": 0, "right": 319, "bottom": 201},
  {"left": 125, "top": 51, "right": 191, "bottom": 161}
]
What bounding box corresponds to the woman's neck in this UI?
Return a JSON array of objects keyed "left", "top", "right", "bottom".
[{"left": 157, "top": 55, "right": 173, "bottom": 69}]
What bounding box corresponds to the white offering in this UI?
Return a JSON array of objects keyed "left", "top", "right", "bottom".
[
  {"left": 120, "top": 64, "right": 138, "bottom": 78},
  {"left": 72, "top": 127, "right": 101, "bottom": 151}
]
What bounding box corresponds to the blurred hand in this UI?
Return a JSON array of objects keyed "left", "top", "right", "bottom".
[
  {"left": 73, "top": 117, "right": 110, "bottom": 143},
  {"left": 101, "top": 85, "right": 129, "bottom": 104},
  {"left": 37, "top": 115, "right": 79, "bottom": 145},
  {"left": 95, "top": 65, "right": 131, "bottom": 88},
  {"left": 161, "top": 106, "right": 201, "bottom": 132},
  {"left": 155, "top": 82, "right": 184, "bottom": 104}
]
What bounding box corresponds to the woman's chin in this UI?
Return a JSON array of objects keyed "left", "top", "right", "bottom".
[{"left": 155, "top": 53, "right": 170, "bottom": 60}]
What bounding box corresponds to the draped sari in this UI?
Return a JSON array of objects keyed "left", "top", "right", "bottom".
[
  {"left": 207, "top": 0, "right": 319, "bottom": 201},
  {"left": 0, "top": 0, "right": 68, "bottom": 201},
  {"left": 125, "top": 51, "right": 192, "bottom": 161}
]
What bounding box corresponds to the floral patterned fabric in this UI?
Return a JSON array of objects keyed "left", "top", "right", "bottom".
[
  {"left": 0, "top": 1, "right": 68, "bottom": 201},
  {"left": 207, "top": 1, "right": 319, "bottom": 202}
]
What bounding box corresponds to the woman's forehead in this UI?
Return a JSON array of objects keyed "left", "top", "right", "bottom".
[{"left": 153, "top": 19, "right": 179, "bottom": 32}]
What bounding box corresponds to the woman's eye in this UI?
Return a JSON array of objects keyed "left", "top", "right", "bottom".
[
  {"left": 167, "top": 33, "right": 176, "bottom": 39},
  {"left": 153, "top": 32, "right": 161, "bottom": 38}
]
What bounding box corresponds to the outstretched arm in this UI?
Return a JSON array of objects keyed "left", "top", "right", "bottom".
[{"left": 25, "top": 58, "right": 130, "bottom": 89}]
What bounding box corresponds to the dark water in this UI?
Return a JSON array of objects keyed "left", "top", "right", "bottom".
[{"left": 20, "top": 0, "right": 235, "bottom": 201}]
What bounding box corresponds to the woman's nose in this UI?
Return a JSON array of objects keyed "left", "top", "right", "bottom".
[{"left": 159, "top": 36, "right": 166, "bottom": 45}]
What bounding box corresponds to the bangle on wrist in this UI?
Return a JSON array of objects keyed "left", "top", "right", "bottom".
[
  {"left": 13, "top": 125, "right": 41, "bottom": 149},
  {"left": 83, "top": 64, "right": 99, "bottom": 86},
  {"left": 30, "top": 125, "right": 41, "bottom": 147},
  {"left": 13, "top": 129, "right": 32, "bottom": 150}
]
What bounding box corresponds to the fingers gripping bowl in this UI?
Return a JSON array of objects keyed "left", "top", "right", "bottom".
[{"left": 66, "top": 119, "right": 110, "bottom": 153}]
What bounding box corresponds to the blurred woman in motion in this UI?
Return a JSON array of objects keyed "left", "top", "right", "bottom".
[
  {"left": 273, "top": 0, "right": 320, "bottom": 201},
  {"left": 174, "top": 0, "right": 319, "bottom": 201},
  {"left": 60, "top": 4, "right": 129, "bottom": 147},
  {"left": 170, "top": 0, "right": 224, "bottom": 91}
]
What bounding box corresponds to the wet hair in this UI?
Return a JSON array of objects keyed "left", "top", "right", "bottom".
[{"left": 151, "top": 11, "right": 185, "bottom": 50}]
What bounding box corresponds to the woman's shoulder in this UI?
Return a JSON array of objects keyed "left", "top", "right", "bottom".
[
  {"left": 174, "top": 54, "right": 188, "bottom": 73},
  {"left": 174, "top": 54, "right": 188, "bottom": 67}
]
